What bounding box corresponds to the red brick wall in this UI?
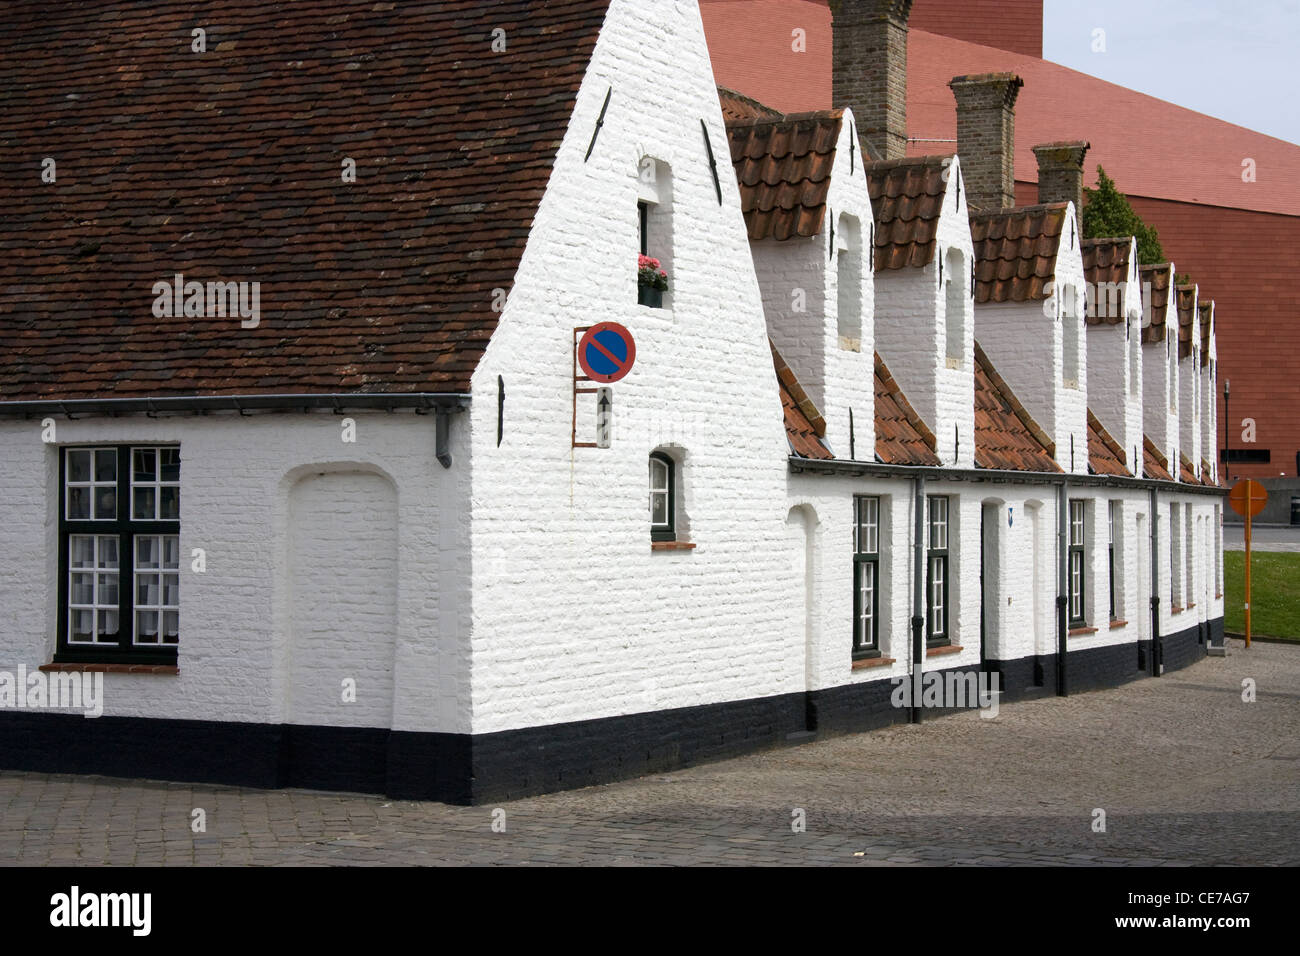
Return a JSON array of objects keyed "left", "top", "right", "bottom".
[
  {"left": 910, "top": 0, "right": 1042, "bottom": 58},
  {"left": 1019, "top": 178, "right": 1300, "bottom": 479}
]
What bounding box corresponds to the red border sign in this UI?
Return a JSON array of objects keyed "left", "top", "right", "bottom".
[{"left": 577, "top": 322, "right": 636, "bottom": 384}]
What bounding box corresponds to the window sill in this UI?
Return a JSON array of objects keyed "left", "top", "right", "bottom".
[
  {"left": 852, "top": 656, "right": 895, "bottom": 670},
  {"left": 1214, "top": 593, "right": 1222, "bottom": 599},
  {"left": 1068, "top": 626, "right": 1098, "bottom": 636},
  {"left": 40, "top": 662, "right": 178, "bottom": 675},
  {"left": 1109, "top": 619, "right": 1128, "bottom": 630},
  {"left": 925, "top": 644, "right": 962, "bottom": 658},
  {"left": 651, "top": 540, "right": 696, "bottom": 551},
  {"left": 1171, "top": 605, "right": 1185, "bottom": 615}
]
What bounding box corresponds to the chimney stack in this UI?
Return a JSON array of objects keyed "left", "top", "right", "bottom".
[
  {"left": 949, "top": 72, "right": 1023, "bottom": 212},
  {"left": 831, "top": 0, "right": 913, "bottom": 162},
  {"left": 1032, "top": 141, "right": 1091, "bottom": 210}
]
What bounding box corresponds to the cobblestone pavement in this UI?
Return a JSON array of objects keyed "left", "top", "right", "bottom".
[{"left": 2, "top": 640, "right": 1297, "bottom": 866}]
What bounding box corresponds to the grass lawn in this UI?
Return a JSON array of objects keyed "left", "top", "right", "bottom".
[{"left": 1224, "top": 551, "right": 1300, "bottom": 641}]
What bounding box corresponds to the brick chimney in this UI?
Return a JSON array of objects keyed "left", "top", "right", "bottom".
[
  {"left": 830, "top": 0, "right": 913, "bottom": 161},
  {"left": 1032, "top": 141, "right": 1090, "bottom": 210},
  {"left": 948, "top": 72, "right": 1023, "bottom": 212}
]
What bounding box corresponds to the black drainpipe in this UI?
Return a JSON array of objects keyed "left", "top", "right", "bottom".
[
  {"left": 1149, "top": 485, "right": 1162, "bottom": 676},
  {"left": 910, "top": 475, "right": 926, "bottom": 724},
  {"left": 1056, "top": 481, "right": 1069, "bottom": 696}
]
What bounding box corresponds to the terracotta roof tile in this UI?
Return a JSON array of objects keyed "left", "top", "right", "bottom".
[
  {"left": 865, "top": 155, "right": 952, "bottom": 271},
  {"left": 1143, "top": 436, "right": 1172, "bottom": 481},
  {"left": 0, "top": 0, "right": 611, "bottom": 400},
  {"left": 1138, "top": 263, "right": 1174, "bottom": 344},
  {"left": 970, "top": 203, "right": 1069, "bottom": 303},
  {"left": 1087, "top": 409, "right": 1130, "bottom": 476},
  {"left": 726, "top": 109, "right": 845, "bottom": 241},
  {"left": 772, "top": 342, "right": 832, "bottom": 459},
  {"left": 1080, "top": 236, "right": 1132, "bottom": 324},
  {"left": 1175, "top": 284, "right": 1198, "bottom": 359},
  {"left": 718, "top": 86, "right": 781, "bottom": 122},
  {"left": 875, "top": 352, "right": 940, "bottom": 465},
  {"left": 1180, "top": 453, "right": 1197, "bottom": 483},
  {"left": 973, "top": 342, "right": 1060, "bottom": 472},
  {"left": 1201, "top": 459, "right": 1219, "bottom": 486}
]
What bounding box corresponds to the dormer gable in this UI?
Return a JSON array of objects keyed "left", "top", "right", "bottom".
[{"left": 1082, "top": 235, "right": 1143, "bottom": 476}]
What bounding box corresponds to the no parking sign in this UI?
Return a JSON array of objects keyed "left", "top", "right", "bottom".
[{"left": 577, "top": 322, "right": 636, "bottom": 384}]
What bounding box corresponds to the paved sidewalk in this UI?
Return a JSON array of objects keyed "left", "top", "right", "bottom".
[{"left": 2, "top": 639, "right": 1297, "bottom": 866}]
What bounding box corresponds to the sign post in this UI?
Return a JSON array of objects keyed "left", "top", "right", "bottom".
[{"left": 1228, "top": 479, "right": 1267, "bottom": 648}]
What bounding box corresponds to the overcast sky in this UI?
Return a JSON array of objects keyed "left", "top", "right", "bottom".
[{"left": 1043, "top": 0, "right": 1300, "bottom": 145}]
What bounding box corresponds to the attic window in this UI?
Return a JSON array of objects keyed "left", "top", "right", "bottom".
[
  {"left": 836, "top": 213, "right": 862, "bottom": 351},
  {"left": 1062, "top": 285, "right": 1080, "bottom": 389},
  {"left": 943, "top": 247, "right": 965, "bottom": 368},
  {"left": 637, "top": 157, "right": 673, "bottom": 309}
]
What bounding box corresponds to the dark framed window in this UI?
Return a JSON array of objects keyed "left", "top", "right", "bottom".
[
  {"left": 638, "top": 201, "right": 649, "bottom": 256},
  {"left": 926, "top": 495, "right": 949, "bottom": 646},
  {"left": 853, "top": 496, "right": 880, "bottom": 658},
  {"left": 649, "top": 452, "right": 674, "bottom": 541},
  {"left": 1068, "top": 499, "right": 1086, "bottom": 626},
  {"left": 1108, "top": 501, "right": 1117, "bottom": 621},
  {"left": 57, "top": 445, "right": 180, "bottom": 665}
]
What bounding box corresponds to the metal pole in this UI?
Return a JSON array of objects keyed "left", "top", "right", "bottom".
[{"left": 1245, "top": 489, "right": 1253, "bottom": 649}]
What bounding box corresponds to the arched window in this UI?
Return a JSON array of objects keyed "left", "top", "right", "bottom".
[
  {"left": 944, "top": 246, "right": 965, "bottom": 366},
  {"left": 649, "top": 452, "right": 675, "bottom": 541},
  {"left": 836, "top": 214, "right": 861, "bottom": 351}
]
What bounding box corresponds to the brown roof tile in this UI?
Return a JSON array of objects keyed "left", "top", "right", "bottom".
[
  {"left": 1087, "top": 409, "right": 1130, "bottom": 476},
  {"left": 718, "top": 86, "right": 781, "bottom": 122},
  {"left": 0, "top": 0, "right": 611, "bottom": 401},
  {"left": 1175, "top": 284, "right": 1198, "bottom": 359},
  {"left": 973, "top": 342, "right": 1060, "bottom": 472},
  {"left": 865, "top": 155, "right": 952, "bottom": 271},
  {"left": 1080, "top": 236, "right": 1131, "bottom": 324},
  {"left": 1143, "top": 436, "right": 1172, "bottom": 481},
  {"left": 772, "top": 342, "right": 832, "bottom": 460},
  {"left": 875, "top": 352, "right": 941, "bottom": 465},
  {"left": 1201, "top": 459, "right": 1219, "bottom": 486},
  {"left": 1179, "top": 452, "right": 1197, "bottom": 483},
  {"left": 1138, "top": 262, "right": 1174, "bottom": 344},
  {"left": 726, "top": 109, "right": 844, "bottom": 241},
  {"left": 970, "top": 203, "right": 1069, "bottom": 303}
]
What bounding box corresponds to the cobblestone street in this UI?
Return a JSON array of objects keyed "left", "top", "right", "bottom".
[{"left": 2, "top": 640, "right": 1296, "bottom": 866}]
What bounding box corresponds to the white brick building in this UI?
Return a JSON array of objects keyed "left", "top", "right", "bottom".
[{"left": 0, "top": 0, "right": 1225, "bottom": 803}]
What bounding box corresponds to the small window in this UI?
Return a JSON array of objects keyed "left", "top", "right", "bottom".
[
  {"left": 853, "top": 496, "right": 880, "bottom": 658},
  {"left": 1062, "top": 286, "right": 1080, "bottom": 389},
  {"left": 1068, "top": 499, "right": 1086, "bottom": 626},
  {"left": 649, "top": 452, "right": 674, "bottom": 541},
  {"left": 58, "top": 445, "right": 181, "bottom": 664},
  {"left": 926, "top": 496, "right": 949, "bottom": 646},
  {"left": 1170, "top": 503, "right": 1181, "bottom": 606},
  {"left": 836, "top": 214, "right": 862, "bottom": 351},
  {"left": 944, "top": 247, "right": 965, "bottom": 367}
]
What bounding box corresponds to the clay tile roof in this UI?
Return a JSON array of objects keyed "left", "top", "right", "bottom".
[
  {"left": 1201, "top": 460, "right": 1219, "bottom": 487},
  {"left": 1199, "top": 301, "right": 1214, "bottom": 364},
  {"left": 1080, "top": 237, "right": 1131, "bottom": 324},
  {"left": 970, "top": 203, "right": 1069, "bottom": 303},
  {"left": 0, "top": 0, "right": 611, "bottom": 401},
  {"left": 865, "top": 155, "right": 953, "bottom": 272},
  {"left": 1175, "top": 284, "right": 1198, "bottom": 359},
  {"left": 1138, "top": 263, "right": 1173, "bottom": 344},
  {"left": 726, "top": 109, "right": 845, "bottom": 241},
  {"left": 973, "top": 342, "right": 1060, "bottom": 472},
  {"left": 1087, "top": 409, "right": 1130, "bottom": 476},
  {"left": 1143, "top": 436, "right": 1172, "bottom": 481},
  {"left": 875, "top": 353, "right": 941, "bottom": 466},
  {"left": 718, "top": 86, "right": 781, "bottom": 122},
  {"left": 1180, "top": 453, "right": 1197, "bottom": 483},
  {"left": 772, "top": 342, "right": 832, "bottom": 460}
]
